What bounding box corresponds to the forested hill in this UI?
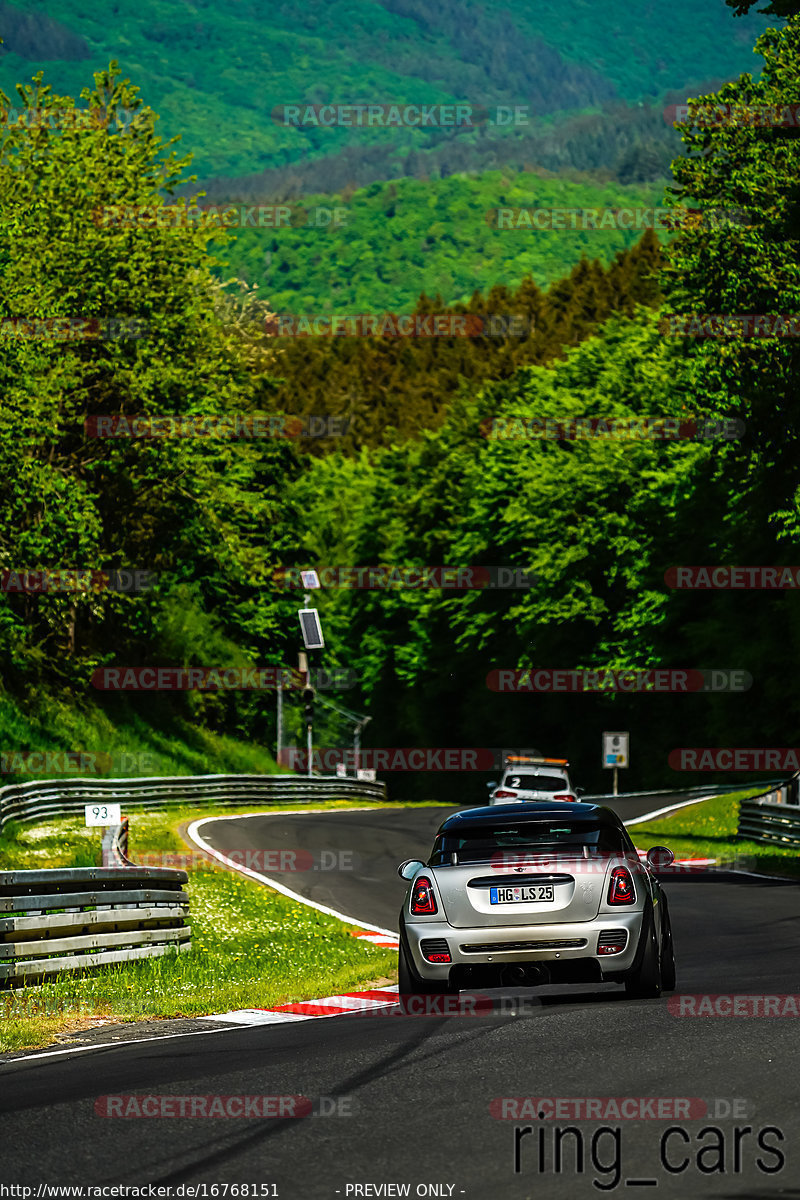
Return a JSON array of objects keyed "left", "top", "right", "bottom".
[
  {"left": 2, "top": 5, "right": 799, "bottom": 790},
  {"left": 0, "top": 0, "right": 771, "bottom": 186}
]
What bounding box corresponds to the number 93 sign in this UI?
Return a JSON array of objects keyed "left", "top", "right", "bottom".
[{"left": 84, "top": 802, "right": 122, "bottom": 827}]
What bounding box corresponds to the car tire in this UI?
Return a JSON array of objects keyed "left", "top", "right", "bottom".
[
  {"left": 659, "top": 902, "right": 677, "bottom": 993},
  {"left": 624, "top": 906, "right": 662, "bottom": 998},
  {"left": 398, "top": 932, "right": 457, "bottom": 998}
]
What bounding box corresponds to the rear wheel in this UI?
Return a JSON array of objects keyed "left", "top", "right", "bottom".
[
  {"left": 660, "top": 904, "right": 676, "bottom": 992},
  {"left": 625, "top": 906, "right": 662, "bottom": 998}
]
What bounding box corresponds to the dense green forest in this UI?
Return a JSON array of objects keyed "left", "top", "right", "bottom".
[
  {"left": 1, "top": 5, "right": 799, "bottom": 795},
  {"left": 0, "top": 0, "right": 770, "bottom": 184},
  {"left": 216, "top": 171, "right": 665, "bottom": 311}
]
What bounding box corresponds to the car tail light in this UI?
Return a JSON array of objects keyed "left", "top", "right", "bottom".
[
  {"left": 410, "top": 875, "right": 438, "bottom": 915},
  {"left": 493, "top": 789, "right": 518, "bottom": 799},
  {"left": 552, "top": 793, "right": 575, "bottom": 802},
  {"left": 607, "top": 866, "right": 636, "bottom": 905}
]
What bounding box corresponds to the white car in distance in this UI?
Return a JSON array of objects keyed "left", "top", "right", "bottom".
[{"left": 488, "top": 756, "right": 581, "bottom": 805}]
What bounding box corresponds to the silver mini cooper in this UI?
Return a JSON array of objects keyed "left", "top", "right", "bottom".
[{"left": 398, "top": 802, "right": 676, "bottom": 999}]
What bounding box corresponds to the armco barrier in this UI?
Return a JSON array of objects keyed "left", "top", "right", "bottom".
[
  {"left": 0, "top": 865, "right": 190, "bottom": 983},
  {"left": 737, "top": 771, "right": 800, "bottom": 846},
  {"left": 0, "top": 773, "right": 384, "bottom": 982},
  {"left": 101, "top": 817, "right": 132, "bottom": 866},
  {"left": 0, "top": 773, "right": 387, "bottom": 834}
]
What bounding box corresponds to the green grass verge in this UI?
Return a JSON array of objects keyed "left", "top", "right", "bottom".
[
  {"left": 0, "top": 799, "right": 447, "bottom": 1053},
  {"left": 629, "top": 789, "right": 800, "bottom": 880}
]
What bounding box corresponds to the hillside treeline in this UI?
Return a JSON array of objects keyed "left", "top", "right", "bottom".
[
  {"left": 1, "top": 9, "right": 799, "bottom": 791},
  {"left": 265, "top": 231, "right": 663, "bottom": 450}
]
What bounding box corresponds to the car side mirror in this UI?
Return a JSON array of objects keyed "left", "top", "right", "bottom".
[
  {"left": 398, "top": 859, "right": 425, "bottom": 880},
  {"left": 646, "top": 846, "right": 675, "bottom": 870},
  {"left": 486, "top": 781, "right": 498, "bottom": 789},
  {"left": 575, "top": 787, "right": 585, "bottom": 796}
]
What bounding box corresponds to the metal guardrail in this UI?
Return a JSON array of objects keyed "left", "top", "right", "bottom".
[
  {"left": 0, "top": 773, "right": 387, "bottom": 833},
  {"left": 0, "top": 865, "right": 190, "bottom": 983},
  {"left": 583, "top": 780, "right": 786, "bottom": 803},
  {"left": 102, "top": 817, "right": 131, "bottom": 867},
  {"left": 0, "top": 772, "right": 385, "bottom": 983},
  {"left": 737, "top": 772, "right": 800, "bottom": 847}
]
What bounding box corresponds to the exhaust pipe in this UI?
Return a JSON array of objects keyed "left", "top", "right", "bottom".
[{"left": 501, "top": 963, "right": 550, "bottom": 987}]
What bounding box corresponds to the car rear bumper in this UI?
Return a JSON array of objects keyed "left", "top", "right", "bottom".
[{"left": 404, "top": 911, "right": 644, "bottom": 981}]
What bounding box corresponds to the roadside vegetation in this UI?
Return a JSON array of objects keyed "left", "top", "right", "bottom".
[
  {"left": 0, "top": 799, "right": 423, "bottom": 1053},
  {"left": 630, "top": 790, "right": 800, "bottom": 880},
  {"left": 0, "top": 693, "right": 284, "bottom": 783}
]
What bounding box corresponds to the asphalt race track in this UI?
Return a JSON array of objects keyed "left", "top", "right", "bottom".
[
  {"left": 186, "top": 794, "right": 699, "bottom": 930},
  {"left": 3, "top": 795, "right": 800, "bottom": 1199}
]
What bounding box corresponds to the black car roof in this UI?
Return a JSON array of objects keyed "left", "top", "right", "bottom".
[{"left": 436, "top": 802, "right": 621, "bottom": 835}]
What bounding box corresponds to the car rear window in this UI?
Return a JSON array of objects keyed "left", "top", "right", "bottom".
[
  {"left": 430, "top": 820, "right": 629, "bottom": 864},
  {"left": 503, "top": 773, "right": 568, "bottom": 791}
]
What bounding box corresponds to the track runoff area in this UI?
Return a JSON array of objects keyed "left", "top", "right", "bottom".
[{"left": 2, "top": 788, "right": 798, "bottom": 1198}]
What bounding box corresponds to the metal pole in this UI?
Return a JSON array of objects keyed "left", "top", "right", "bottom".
[
  {"left": 353, "top": 716, "right": 370, "bottom": 779},
  {"left": 305, "top": 659, "right": 313, "bottom": 779},
  {"left": 276, "top": 680, "right": 283, "bottom": 766},
  {"left": 613, "top": 765, "right": 618, "bottom": 797}
]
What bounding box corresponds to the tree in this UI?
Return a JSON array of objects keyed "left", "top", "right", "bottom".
[
  {"left": 664, "top": 16, "right": 800, "bottom": 539},
  {"left": 726, "top": 0, "right": 800, "bottom": 17},
  {"left": 0, "top": 65, "right": 300, "bottom": 714}
]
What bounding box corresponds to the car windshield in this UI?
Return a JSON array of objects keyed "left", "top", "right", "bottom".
[
  {"left": 430, "top": 820, "right": 629, "bottom": 865},
  {"left": 502, "top": 773, "right": 567, "bottom": 790}
]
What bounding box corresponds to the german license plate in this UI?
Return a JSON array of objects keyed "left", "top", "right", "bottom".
[{"left": 490, "top": 885, "right": 554, "bottom": 904}]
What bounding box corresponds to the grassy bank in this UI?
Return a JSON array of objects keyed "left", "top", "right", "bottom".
[
  {"left": 629, "top": 789, "right": 800, "bottom": 880},
  {"left": 0, "top": 692, "right": 284, "bottom": 784}
]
